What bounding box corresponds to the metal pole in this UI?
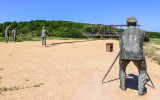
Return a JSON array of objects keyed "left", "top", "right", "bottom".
[
  {"left": 147, "top": 72, "right": 155, "bottom": 89},
  {"left": 102, "top": 52, "right": 120, "bottom": 84}
]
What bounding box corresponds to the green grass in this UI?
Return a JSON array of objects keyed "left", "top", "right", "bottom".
[
  {"left": 0, "top": 87, "right": 8, "bottom": 91},
  {"left": 34, "top": 83, "right": 44, "bottom": 87},
  {"left": 147, "top": 38, "right": 160, "bottom": 45},
  {"left": 0, "top": 34, "right": 121, "bottom": 42},
  {"left": 0, "top": 37, "right": 39, "bottom": 42},
  {"left": 148, "top": 41, "right": 160, "bottom": 45},
  {"left": 155, "top": 42, "right": 160, "bottom": 45},
  {"left": 34, "top": 84, "right": 41, "bottom": 87}
]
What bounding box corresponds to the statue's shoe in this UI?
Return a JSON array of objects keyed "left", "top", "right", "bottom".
[
  {"left": 119, "top": 85, "right": 126, "bottom": 91},
  {"left": 138, "top": 91, "right": 147, "bottom": 96}
]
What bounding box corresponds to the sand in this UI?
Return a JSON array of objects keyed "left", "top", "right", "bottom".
[
  {"left": 156, "top": 51, "right": 160, "bottom": 55},
  {"left": 0, "top": 40, "right": 160, "bottom": 100}
]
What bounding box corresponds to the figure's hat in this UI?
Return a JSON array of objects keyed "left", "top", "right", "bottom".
[{"left": 126, "top": 17, "right": 137, "bottom": 23}]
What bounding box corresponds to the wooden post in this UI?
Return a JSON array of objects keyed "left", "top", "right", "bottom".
[
  {"left": 106, "top": 43, "right": 113, "bottom": 52},
  {"left": 105, "top": 27, "right": 107, "bottom": 37}
]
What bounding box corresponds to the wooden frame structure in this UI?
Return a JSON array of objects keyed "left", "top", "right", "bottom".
[{"left": 84, "top": 24, "right": 141, "bottom": 37}]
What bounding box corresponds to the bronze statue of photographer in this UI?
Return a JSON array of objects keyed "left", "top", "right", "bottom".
[{"left": 119, "top": 17, "right": 149, "bottom": 96}]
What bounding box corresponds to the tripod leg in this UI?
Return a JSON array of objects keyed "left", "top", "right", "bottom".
[
  {"left": 102, "top": 52, "right": 120, "bottom": 84},
  {"left": 147, "top": 72, "right": 155, "bottom": 89}
]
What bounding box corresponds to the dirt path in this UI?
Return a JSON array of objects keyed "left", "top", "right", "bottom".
[{"left": 0, "top": 40, "right": 159, "bottom": 100}]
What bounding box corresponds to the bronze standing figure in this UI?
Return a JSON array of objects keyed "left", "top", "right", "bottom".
[
  {"left": 5, "top": 25, "right": 10, "bottom": 43},
  {"left": 119, "top": 17, "right": 149, "bottom": 96},
  {"left": 42, "top": 26, "right": 48, "bottom": 45},
  {"left": 12, "top": 28, "right": 17, "bottom": 42}
]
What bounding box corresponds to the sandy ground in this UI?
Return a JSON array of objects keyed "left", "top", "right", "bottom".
[
  {"left": 156, "top": 51, "right": 160, "bottom": 55},
  {"left": 0, "top": 40, "right": 160, "bottom": 100}
]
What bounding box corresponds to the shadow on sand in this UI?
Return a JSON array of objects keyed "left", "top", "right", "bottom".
[
  {"left": 43, "top": 40, "right": 97, "bottom": 47},
  {"left": 103, "top": 73, "right": 153, "bottom": 90}
]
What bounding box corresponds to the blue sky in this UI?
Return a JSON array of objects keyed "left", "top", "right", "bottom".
[{"left": 0, "top": 0, "right": 160, "bottom": 32}]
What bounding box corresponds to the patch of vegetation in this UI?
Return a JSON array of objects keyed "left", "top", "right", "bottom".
[
  {"left": 34, "top": 84, "right": 40, "bottom": 87},
  {"left": 0, "top": 83, "right": 45, "bottom": 92},
  {"left": 155, "top": 42, "right": 160, "bottom": 45},
  {"left": 147, "top": 39, "right": 160, "bottom": 45},
  {"left": 144, "top": 41, "right": 160, "bottom": 65},
  {"left": 25, "top": 79, "right": 30, "bottom": 81},
  {"left": 0, "top": 35, "right": 109, "bottom": 42},
  {"left": 34, "top": 83, "right": 44, "bottom": 87},
  {"left": 0, "top": 87, "right": 8, "bottom": 91},
  {"left": 0, "top": 37, "right": 42, "bottom": 42}
]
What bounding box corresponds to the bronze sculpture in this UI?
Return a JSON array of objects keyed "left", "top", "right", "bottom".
[
  {"left": 119, "top": 17, "right": 149, "bottom": 96},
  {"left": 5, "top": 25, "right": 10, "bottom": 43},
  {"left": 41, "top": 26, "right": 48, "bottom": 45},
  {"left": 12, "top": 28, "right": 17, "bottom": 42}
]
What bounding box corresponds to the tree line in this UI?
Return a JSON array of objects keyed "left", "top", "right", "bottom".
[
  {"left": 0, "top": 20, "right": 100, "bottom": 38},
  {"left": 146, "top": 32, "right": 160, "bottom": 38},
  {"left": 0, "top": 20, "right": 159, "bottom": 38}
]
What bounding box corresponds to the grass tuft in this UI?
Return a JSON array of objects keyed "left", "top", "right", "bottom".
[
  {"left": 0, "top": 87, "right": 8, "bottom": 91},
  {"left": 25, "top": 79, "right": 30, "bottom": 81},
  {"left": 34, "top": 83, "right": 44, "bottom": 87}
]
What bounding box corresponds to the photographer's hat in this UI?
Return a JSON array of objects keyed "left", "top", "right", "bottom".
[{"left": 126, "top": 17, "right": 137, "bottom": 23}]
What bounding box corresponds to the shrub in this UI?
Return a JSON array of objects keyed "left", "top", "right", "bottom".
[{"left": 62, "top": 28, "right": 86, "bottom": 38}]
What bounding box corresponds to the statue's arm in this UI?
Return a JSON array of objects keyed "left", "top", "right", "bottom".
[{"left": 144, "top": 32, "right": 149, "bottom": 42}]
